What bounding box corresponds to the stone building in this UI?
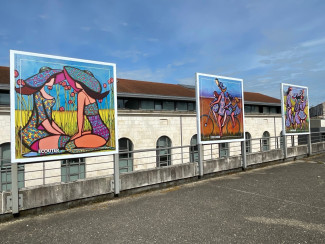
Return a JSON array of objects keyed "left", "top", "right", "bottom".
[{"left": 0, "top": 66, "right": 284, "bottom": 190}]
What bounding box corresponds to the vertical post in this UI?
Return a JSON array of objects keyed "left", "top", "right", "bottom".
[
  {"left": 113, "top": 154, "right": 120, "bottom": 196},
  {"left": 307, "top": 133, "right": 312, "bottom": 156},
  {"left": 43, "top": 162, "right": 45, "bottom": 185},
  {"left": 11, "top": 163, "right": 19, "bottom": 215},
  {"left": 198, "top": 143, "right": 204, "bottom": 178},
  {"left": 241, "top": 141, "right": 247, "bottom": 170},
  {"left": 180, "top": 116, "right": 183, "bottom": 164},
  {"left": 283, "top": 134, "right": 287, "bottom": 159}
]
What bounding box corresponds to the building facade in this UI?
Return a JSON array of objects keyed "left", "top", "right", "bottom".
[{"left": 0, "top": 66, "right": 286, "bottom": 190}]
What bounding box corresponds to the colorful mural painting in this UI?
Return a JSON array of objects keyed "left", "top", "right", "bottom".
[
  {"left": 10, "top": 50, "right": 118, "bottom": 163},
  {"left": 281, "top": 83, "right": 310, "bottom": 135},
  {"left": 196, "top": 73, "right": 245, "bottom": 144}
]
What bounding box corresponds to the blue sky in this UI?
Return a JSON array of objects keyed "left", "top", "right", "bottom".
[{"left": 1, "top": 0, "right": 325, "bottom": 106}]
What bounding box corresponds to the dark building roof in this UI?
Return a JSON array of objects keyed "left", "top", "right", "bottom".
[
  {"left": 0, "top": 66, "right": 10, "bottom": 85},
  {"left": 0, "top": 66, "right": 280, "bottom": 104},
  {"left": 117, "top": 78, "right": 195, "bottom": 98}
]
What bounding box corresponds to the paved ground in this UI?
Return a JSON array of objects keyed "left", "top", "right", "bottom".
[{"left": 1, "top": 155, "right": 325, "bottom": 243}]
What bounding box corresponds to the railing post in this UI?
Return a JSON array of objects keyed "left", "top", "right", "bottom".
[
  {"left": 113, "top": 154, "right": 120, "bottom": 196},
  {"left": 198, "top": 143, "right": 204, "bottom": 178},
  {"left": 307, "top": 133, "right": 312, "bottom": 156},
  {"left": 11, "top": 163, "right": 19, "bottom": 215},
  {"left": 283, "top": 134, "right": 287, "bottom": 159},
  {"left": 241, "top": 141, "right": 247, "bottom": 170}
]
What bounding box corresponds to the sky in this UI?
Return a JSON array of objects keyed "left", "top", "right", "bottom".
[{"left": 1, "top": 0, "right": 325, "bottom": 106}]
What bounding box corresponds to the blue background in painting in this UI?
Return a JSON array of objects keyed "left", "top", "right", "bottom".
[
  {"left": 199, "top": 75, "right": 242, "bottom": 98},
  {"left": 283, "top": 85, "right": 308, "bottom": 99},
  {"left": 14, "top": 53, "right": 115, "bottom": 110}
]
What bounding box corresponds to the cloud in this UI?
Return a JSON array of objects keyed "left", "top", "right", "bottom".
[
  {"left": 301, "top": 37, "right": 325, "bottom": 48},
  {"left": 110, "top": 49, "right": 150, "bottom": 62},
  {"left": 118, "top": 67, "right": 166, "bottom": 83}
]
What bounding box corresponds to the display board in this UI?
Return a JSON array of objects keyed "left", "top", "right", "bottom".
[
  {"left": 196, "top": 73, "right": 245, "bottom": 144},
  {"left": 281, "top": 83, "right": 310, "bottom": 135},
  {"left": 10, "top": 50, "right": 118, "bottom": 163}
]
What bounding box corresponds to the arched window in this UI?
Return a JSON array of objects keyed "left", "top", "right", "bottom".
[
  {"left": 262, "top": 131, "right": 270, "bottom": 151},
  {"left": 219, "top": 143, "right": 229, "bottom": 158},
  {"left": 0, "top": 143, "right": 24, "bottom": 191},
  {"left": 245, "top": 132, "right": 252, "bottom": 153},
  {"left": 190, "top": 135, "right": 198, "bottom": 162},
  {"left": 119, "top": 138, "right": 133, "bottom": 173},
  {"left": 156, "top": 136, "right": 172, "bottom": 167}
]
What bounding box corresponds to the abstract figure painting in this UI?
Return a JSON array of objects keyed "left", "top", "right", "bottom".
[
  {"left": 281, "top": 83, "right": 310, "bottom": 135},
  {"left": 10, "top": 50, "right": 118, "bottom": 163},
  {"left": 196, "top": 73, "right": 245, "bottom": 144}
]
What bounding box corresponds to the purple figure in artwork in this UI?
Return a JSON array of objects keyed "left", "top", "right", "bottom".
[
  {"left": 285, "top": 87, "right": 294, "bottom": 128},
  {"left": 293, "top": 92, "right": 302, "bottom": 129},
  {"left": 15, "top": 67, "right": 70, "bottom": 154},
  {"left": 297, "top": 90, "right": 307, "bottom": 128},
  {"left": 210, "top": 91, "right": 220, "bottom": 122},
  {"left": 214, "top": 78, "right": 227, "bottom": 137},
  {"left": 225, "top": 96, "right": 241, "bottom": 128}
]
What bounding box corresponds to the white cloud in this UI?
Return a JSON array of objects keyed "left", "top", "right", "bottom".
[{"left": 301, "top": 37, "right": 325, "bottom": 48}]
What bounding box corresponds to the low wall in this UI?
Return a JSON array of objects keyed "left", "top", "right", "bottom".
[
  {"left": 247, "top": 149, "right": 283, "bottom": 166},
  {"left": 120, "top": 162, "right": 197, "bottom": 191},
  {"left": 312, "top": 141, "right": 325, "bottom": 153},
  {"left": 1, "top": 176, "right": 114, "bottom": 214},
  {"left": 203, "top": 156, "right": 241, "bottom": 174},
  {"left": 287, "top": 145, "right": 308, "bottom": 158}
]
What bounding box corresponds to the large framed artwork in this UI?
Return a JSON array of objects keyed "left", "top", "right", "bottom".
[
  {"left": 281, "top": 83, "right": 310, "bottom": 135},
  {"left": 196, "top": 73, "right": 245, "bottom": 144},
  {"left": 10, "top": 50, "right": 118, "bottom": 163}
]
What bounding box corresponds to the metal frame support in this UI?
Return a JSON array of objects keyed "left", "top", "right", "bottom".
[
  {"left": 198, "top": 143, "right": 204, "bottom": 178},
  {"left": 307, "top": 133, "right": 312, "bottom": 156},
  {"left": 283, "top": 134, "right": 287, "bottom": 159},
  {"left": 11, "top": 163, "right": 19, "bottom": 215},
  {"left": 241, "top": 141, "right": 247, "bottom": 170},
  {"left": 113, "top": 154, "right": 120, "bottom": 196}
]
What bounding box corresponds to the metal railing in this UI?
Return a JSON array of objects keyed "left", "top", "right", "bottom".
[{"left": 1, "top": 132, "right": 325, "bottom": 215}]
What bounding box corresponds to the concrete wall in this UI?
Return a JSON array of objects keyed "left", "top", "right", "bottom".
[
  {"left": 203, "top": 155, "right": 242, "bottom": 174},
  {"left": 1, "top": 176, "right": 114, "bottom": 214},
  {"left": 120, "top": 162, "right": 197, "bottom": 191},
  {"left": 312, "top": 142, "right": 325, "bottom": 153}
]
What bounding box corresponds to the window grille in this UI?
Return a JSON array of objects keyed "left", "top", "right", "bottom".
[
  {"left": 156, "top": 136, "right": 172, "bottom": 167},
  {"left": 262, "top": 131, "right": 270, "bottom": 151},
  {"left": 245, "top": 132, "right": 252, "bottom": 153},
  {"left": 119, "top": 138, "right": 133, "bottom": 173},
  {"left": 0, "top": 143, "right": 24, "bottom": 191},
  {"left": 219, "top": 143, "right": 229, "bottom": 158},
  {"left": 61, "top": 158, "right": 85, "bottom": 183},
  {"left": 190, "top": 135, "right": 198, "bottom": 162}
]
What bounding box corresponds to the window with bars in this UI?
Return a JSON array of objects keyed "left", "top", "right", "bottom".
[
  {"left": 156, "top": 136, "right": 172, "bottom": 167},
  {"left": 0, "top": 143, "right": 24, "bottom": 191},
  {"left": 61, "top": 158, "right": 85, "bottom": 183},
  {"left": 262, "top": 131, "right": 270, "bottom": 151},
  {"left": 245, "top": 132, "right": 252, "bottom": 153},
  {"left": 190, "top": 135, "right": 198, "bottom": 162},
  {"left": 219, "top": 143, "right": 229, "bottom": 158},
  {"left": 119, "top": 138, "right": 133, "bottom": 173}
]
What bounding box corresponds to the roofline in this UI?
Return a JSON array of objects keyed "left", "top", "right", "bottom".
[
  {"left": 117, "top": 92, "right": 281, "bottom": 106},
  {"left": 117, "top": 92, "right": 196, "bottom": 101}
]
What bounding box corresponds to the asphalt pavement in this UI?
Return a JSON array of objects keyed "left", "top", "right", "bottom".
[{"left": 1, "top": 154, "right": 325, "bottom": 243}]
